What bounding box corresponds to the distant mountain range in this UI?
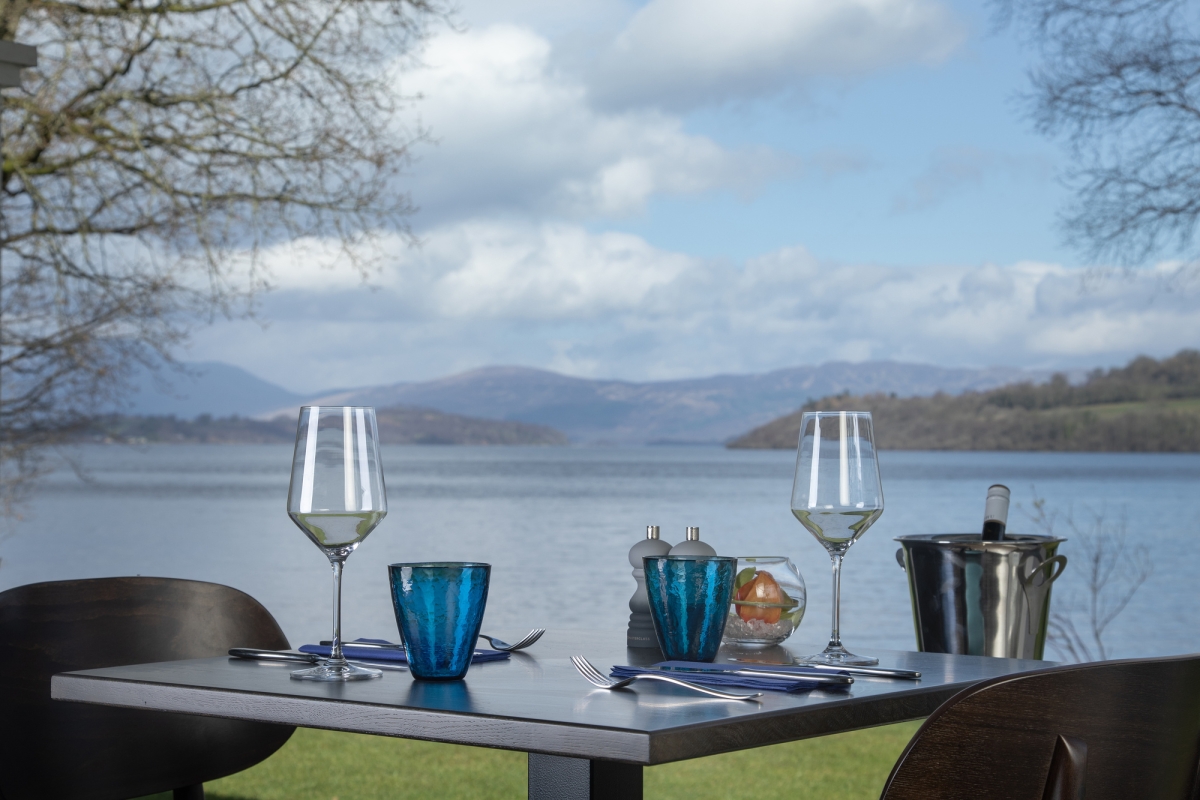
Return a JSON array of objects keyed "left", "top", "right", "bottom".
[
  {"left": 119, "top": 362, "right": 314, "bottom": 418},
  {"left": 120, "top": 359, "right": 1056, "bottom": 445},
  {"left": 289, "top": 363, "right": 1056, "bottom": 444}
]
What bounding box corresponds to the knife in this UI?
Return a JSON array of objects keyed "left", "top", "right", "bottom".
[
  {"left": 727, "top": 658, "right": 921, "bottom": 680},
  {"left": 645, "top": 665, "right": 854, "bottom": 686},
  {"left": 803, "top": 663, "right": 921, "bottom": 680},
  {"left": 228, "top": 648, "right": 408, "bottom": 671},
  {"left": 319, "top": 640, "right": 403, "bottom": 650}
]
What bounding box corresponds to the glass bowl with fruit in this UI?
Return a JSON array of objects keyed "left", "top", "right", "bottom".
[{"left": 723, "top": 557, "right": 806, "bottom": 647}]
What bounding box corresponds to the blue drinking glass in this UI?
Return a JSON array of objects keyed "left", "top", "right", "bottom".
[
  {"left": 643, "top": 555, "right": 737, "bottom": 662},
  {"left": 388, "top": 562, "right": 491, "bottom": 680}
]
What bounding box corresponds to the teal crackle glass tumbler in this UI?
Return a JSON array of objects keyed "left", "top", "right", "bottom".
[
  {"left": 643, "top": 555, "right": 737, "bottom": 662},
  {"left": 388, "top": 562, "right": 491, "bottom": 680}
]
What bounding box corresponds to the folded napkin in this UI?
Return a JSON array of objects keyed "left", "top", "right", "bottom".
[
  {"left": 299, "top": 638, "right": 510, "bottom": 664},
  {"left": 610, "top": 661, "right": 849, "bottom": 693}
]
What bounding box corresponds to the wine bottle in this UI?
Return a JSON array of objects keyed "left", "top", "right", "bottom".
[{"left": 981, "top": 484, "right": 1011, "bottom": 541}]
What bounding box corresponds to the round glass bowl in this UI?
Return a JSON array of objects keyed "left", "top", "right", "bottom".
[{"left": 722, "top": 557, "right": 806, "bottom": 647}]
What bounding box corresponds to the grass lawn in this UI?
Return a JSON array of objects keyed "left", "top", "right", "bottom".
[
  {"left": 1044, "top": 396, "right": 1200, "bottom": 418},
  {"left": 141, "top": 721, "right": 920, "bottom": 800}
]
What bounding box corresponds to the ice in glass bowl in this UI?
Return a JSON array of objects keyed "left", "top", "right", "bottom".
[{"left": 722, "top": 557, "right": 806, "bottom": 647}]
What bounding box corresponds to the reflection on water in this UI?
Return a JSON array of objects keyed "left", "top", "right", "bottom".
[{"left": 1, "top": 445, "right": 1197, "bottom": 660}]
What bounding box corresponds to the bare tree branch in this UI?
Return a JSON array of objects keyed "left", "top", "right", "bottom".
[
  {"left": 1021, "top": 490, "right": 1152, "bottom": 662},
  {"left": 997, "top": 0, "right": 1200, "bottom": 267},
  {"left": 1, "top": 0, "right": 448, "bottom": 510}
]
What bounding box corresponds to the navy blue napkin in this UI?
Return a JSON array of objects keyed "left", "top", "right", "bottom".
[
  {"left": 610, "top": 661, "right": 849, "bottom": 692},
  {"left": 299, "top": 638, "right": 510, "bottom": 664}
]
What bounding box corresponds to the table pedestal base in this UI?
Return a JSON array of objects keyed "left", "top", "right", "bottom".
[{"left": 528, "top": 753, "right": 642, "bottom": 799}]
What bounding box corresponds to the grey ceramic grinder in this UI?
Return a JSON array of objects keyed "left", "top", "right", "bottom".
[
  {"left": 669, "top": 526, "right": 717, "bottom": 556},
  {"left": 627, "top": 525, "right": 671, "bottom": 647}
]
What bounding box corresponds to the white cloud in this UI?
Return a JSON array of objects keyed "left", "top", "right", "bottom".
[
  {"left": 423, "top": 221, "right": 694, "bottom": 318},
  {"left": 588, "top": 0, "right": 967, "bottom": 111},
  {"left": 265, "top": 221, "right": 692, "bottom": 319},
  {"left": 399, "top": 25, "right": 794, "bottom": 224},
  {"left": 195, "top": 221, "right": 1200, "bottom": 391}
]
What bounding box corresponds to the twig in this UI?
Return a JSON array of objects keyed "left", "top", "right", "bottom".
[{"left": 1021, "top": 487, "right": 1151, "bottom": 662}]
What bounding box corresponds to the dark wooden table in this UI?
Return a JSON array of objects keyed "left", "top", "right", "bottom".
[{"left": 52, "top": 629, "right": 1050, "bottom": 799}]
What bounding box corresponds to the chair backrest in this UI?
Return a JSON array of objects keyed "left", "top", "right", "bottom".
[
  {"left": 0, "top": 576, "right": 296, "bottom": 800},
  {"left": 881, "top": 654, "right": 1200, "bottom": 800}
]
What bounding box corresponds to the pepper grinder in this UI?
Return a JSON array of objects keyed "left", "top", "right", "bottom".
[
  {"left": 669, "top": 526, "right": 716, "bottom": 556},
  {"left": 627, "top": 525, "right": 671, "bottom": 647}
]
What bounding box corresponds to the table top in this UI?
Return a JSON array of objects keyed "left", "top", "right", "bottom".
[{"left": 52, "top": 630, "right": 1051, "bottom": 765}]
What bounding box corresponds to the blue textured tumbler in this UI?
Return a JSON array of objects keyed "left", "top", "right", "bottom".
[
  {"left": 388, "top": 562, "right": 491, "bottom": 680},
  {"left": 643, "top": 555, "right": 737, "bottom": 662}
]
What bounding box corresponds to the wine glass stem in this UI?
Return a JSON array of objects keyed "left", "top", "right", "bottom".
[
  {"left": 829, "top": 552, "right": 844, "bottom": 650},
  {"left": 329, "top": 557, "right": 346, "bottom": 664}
]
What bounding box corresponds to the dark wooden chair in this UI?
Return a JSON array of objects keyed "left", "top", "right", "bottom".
[
  {"left": 881, "top": 653, "right": 1200, "bottom": 800},
  {"left": 0, "top": 576, "right": 296, "bottom": 800}
]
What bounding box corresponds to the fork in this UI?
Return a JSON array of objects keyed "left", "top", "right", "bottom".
[
  {"left": 479, "top": 629, "right": 545, "bottom": 652},
  {"left": 570, "top": 656, "right": 761, "bottom": 701}
]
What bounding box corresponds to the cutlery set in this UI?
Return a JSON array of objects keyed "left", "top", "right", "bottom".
[
  {"left": 726, "top": 658, "right": 921, "bottom": 680},
  {"left": 228, "top": 648, "right": 409, "bottom": 671},
  {"left": 570, "top": 656, "right": 763, "bottom": 701},
  {"left": 575, "top": 658, "right": 919, "bottom": 701},
  {"left": 230, "top": 629, "right": 547, "bottom": 669},
  {"left": 645, "top": 665, "right": 854, "bottom": 686},
  {"left": 311, "top": 629, "right": 547, "bottom": 653}
]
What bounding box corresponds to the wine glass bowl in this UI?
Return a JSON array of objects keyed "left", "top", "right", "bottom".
[
  {"left": 790, "top": 411, "right": 883, "bottom": 667},
  {"left": 287, "top": 406, "right": 387, "bottom": 681}
]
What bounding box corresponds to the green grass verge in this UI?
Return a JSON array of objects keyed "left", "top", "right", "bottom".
[
  {"left": 1050, "top": 396, "right": 1200, "bottom": 418},
  {"left": 139, "top": 721, "right": 920, "bottom": 800}
]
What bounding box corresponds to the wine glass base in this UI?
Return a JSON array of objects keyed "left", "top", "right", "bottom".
[
  {"left": 795, "top": 647, "right": 879, "bottom": 667},
  {"left": 291, "top": 661, "right": 383, "bottom": 681}
]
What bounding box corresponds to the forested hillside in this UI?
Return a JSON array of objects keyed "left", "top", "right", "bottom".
[{"left": 728, "top": 350, "right": 1200, "bottom": 451}]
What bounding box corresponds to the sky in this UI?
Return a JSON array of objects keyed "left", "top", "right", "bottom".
[{"left": 187, "top": 0, "right": 1200, "bottom": 393}]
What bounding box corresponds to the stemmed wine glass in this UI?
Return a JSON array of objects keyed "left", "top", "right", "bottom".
[
  {"left": 287, "top": 406, "right": 387, "bottom": 681},
  {"left": 790, "top": 411, "right": 883, "bottom": 667}
]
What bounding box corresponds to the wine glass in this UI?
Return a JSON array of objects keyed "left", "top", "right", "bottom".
[
  {"left": 790, "top": 411, "right": 883, "bottom": 666},
  {"left": 287, "top": 406, "right": 387, "bottom": 681}
]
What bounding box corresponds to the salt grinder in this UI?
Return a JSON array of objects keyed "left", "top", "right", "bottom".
[
  {"left": 627, "top": 525, "right": 671, "bottom": 648},
  {"left": 668, "top": 526, "right": 716, "bottom": 556}
]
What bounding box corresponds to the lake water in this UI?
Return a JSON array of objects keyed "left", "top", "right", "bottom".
[{"left": 2, "top": 445, "right": 1197, "bottom": 661}]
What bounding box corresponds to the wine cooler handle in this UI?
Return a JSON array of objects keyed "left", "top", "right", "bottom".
[
  {"left": 1022, "top": 554, "right": 1068, "bottom": 588},
  {"left": 895, "top": 548, "right": 906, "bottom": 570}
]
